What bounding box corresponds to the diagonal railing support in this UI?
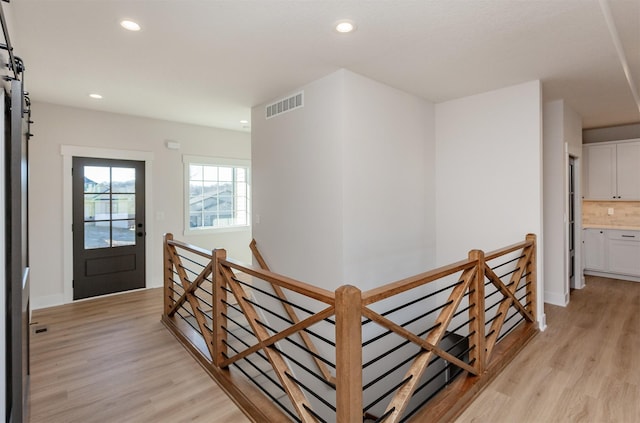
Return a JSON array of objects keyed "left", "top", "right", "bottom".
[
  {"left": 163, "top": 233, "right": 538, "bottom": 423},
  {"left": 165, "top": 239, "right": 215, "bottom": 360},
  {"left": 380, "top": 266, "right": 477, "bottom": 422},
  {"left": 484, "top": 242, "right": 534, "bottom": 359},
  {"left": 250, "top": 239, "right": 337, "bottom": 385},
  {"left": 220, "top": 262, "right": 318, "bottom": 423}
]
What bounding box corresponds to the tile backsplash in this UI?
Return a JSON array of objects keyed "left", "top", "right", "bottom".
[{"left": 583, "top": 201, "right": 640, "bottom": 227}]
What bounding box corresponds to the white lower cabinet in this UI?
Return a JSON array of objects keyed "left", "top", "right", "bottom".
[
  {"left": 584, "top": 228, "right": 640, "bottom": 278},
  {"left": 583, "top": 229, "right": 606, "bottom": 271}
]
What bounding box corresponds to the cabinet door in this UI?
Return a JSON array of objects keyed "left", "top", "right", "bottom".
[
  {"left": 616, "top": 142, "right": 640, "bottom": 200},
  {"left": 584, "top": 144, "right": 616, "bottom": 200},
  {"left": 608, "top": 238, "right": 640, "bottom": 276},
  {"left": 583, "top": 229, "right": 606, "bottom": 271}
]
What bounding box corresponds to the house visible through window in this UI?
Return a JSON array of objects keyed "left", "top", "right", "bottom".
[{"left": 184, "top": 156, "right": 250, "bottom": 232}]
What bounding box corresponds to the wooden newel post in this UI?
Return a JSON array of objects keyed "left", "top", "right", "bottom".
[
  {"left": 163, "top": 233, "right": 174, "bottom": 316},
  {"left": 335, "top": 285, "right": 363, "bottom": 423},
  {"left": 468, "top": 249, "right": 486, "bottom": 374},
  {"left": 212, "top": 248, "right": 228, "bottom": 368},
  {"left": 525, "top": 233, "right": 537, "bottom": 322}
]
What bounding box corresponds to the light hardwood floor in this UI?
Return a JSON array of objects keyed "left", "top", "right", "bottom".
[
  {"left": 28, "top": 288, "right": 250, "bottom": 423},
  {"left": 29, "top": 276, "right": 639, "bottom": 422},
  {"left": 457, "top": 275, "right": 640, "bottom": 423}
]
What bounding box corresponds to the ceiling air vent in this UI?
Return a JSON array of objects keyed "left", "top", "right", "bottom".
[{"left": 265, "top": 91, "right": 304, "bottom": 119}]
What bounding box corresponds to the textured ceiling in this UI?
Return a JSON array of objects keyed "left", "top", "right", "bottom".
[{"left": 7, "top": 0, "right": 640, "bottom": 132}]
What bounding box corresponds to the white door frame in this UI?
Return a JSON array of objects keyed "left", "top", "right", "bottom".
[
  {"left": 61, "top": 145, "right": 154, "bottom": 304},
  {"left": 566, "top": 143, "right": 584, "bottom": 292}
]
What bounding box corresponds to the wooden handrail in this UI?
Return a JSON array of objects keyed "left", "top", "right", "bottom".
[
  {"left": 361, "top": 258, "right": 477, "bottom": 305},
  {"left": 220, "top": 257, "right": 335, "bottom": 305},
  {"left": 167, "top": 238, "right": 213, "bottom": 259},
  {"left": 162, "top": 233, "right": 539, "bottom": 423},
  {"left": 483, "top": 238, "right": 533, "bottom": 261}
]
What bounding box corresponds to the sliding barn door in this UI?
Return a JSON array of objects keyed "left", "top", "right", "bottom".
[{"left": 6, "top": 79, "right": 30, "bottom": 423}]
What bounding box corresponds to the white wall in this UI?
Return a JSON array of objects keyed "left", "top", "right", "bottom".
[
  {"left": 435, "top": 80, "right": 545, "bottom": 327},
  {"left": 252, "top": 69, "right": 437, "bottom": 419},
  {"left": 564, "top": 102, "right": 583, "bottom": 292},
  {"left": 251, "top": 71, "right": 346, "bottom": 286},
  {"left": 251, "top": 69, "right": 436, "bottom": 290},
  {"left": 543, "top": 100, "right": 566, "bottom": 305},
  {"left": 29, "top": 102, "right": 251, "bottom": 309},
  {"left": 341, "top": 70, "right": 436, "bottom": 290},
  {"left": 543, "top": 99, "right": 583, "bottom": 306}
]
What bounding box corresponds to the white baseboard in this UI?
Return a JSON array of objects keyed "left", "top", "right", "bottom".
[
  {"left": 538, "top": 313, "right": 547, "bottom": 331},
  {"left": 31, "top": 293, "right": 65, "bottom": 310},
  {"left": 544, "top": 290, "right": 568, "bottom": 307},
  {"left": 147, "top": 280, "right": 163, "bottom": 289},
  {"left": 31, "top": 284, "right": 162, "bottom": 311},
  {"left": 572, "top": 275, "right": 586, "bottom": 290},
  {"left": 584, "top": 270, "right": 640, "bottom": 283}
]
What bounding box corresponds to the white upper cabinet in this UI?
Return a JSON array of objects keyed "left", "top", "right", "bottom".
[
  {"left": 584, "top": 144, "right": 616, "bottom": 199},
  {"left": 583, "top": 140, "right": 640, "bottom": 200},
  {"left": 616, "top": 142, "right": 640, "bottom": 200}
]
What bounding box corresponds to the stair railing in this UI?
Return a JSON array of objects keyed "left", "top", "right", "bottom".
[{"left": 162, "top": 233, "right": 538, "bottom": 423}]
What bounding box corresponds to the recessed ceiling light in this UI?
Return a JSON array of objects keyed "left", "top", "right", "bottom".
[
  {"left": 120, "top": 20, "right": 141, "bottom": 31},
  {"left": 89, "top": 93, "right": 103, "bottom": 99},
  {"left": 335, "top": 20, "right": 356, "bottom": 33},
  {"left": 240, "top": 120, "right": 249, "bottom": 124}
]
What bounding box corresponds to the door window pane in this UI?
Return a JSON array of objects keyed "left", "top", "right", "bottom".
[
  {"left": 112, "top": 167, "right": 136, "bottom": 193},
  {"left": 85, "top": 194, "right": 110, "bottom": 221},
  {"left": 84, "top": 166, "right": 111, "bottom": 193},
  {"left": 85, "top": 221, "right": 111, "bottom": 249},
  {"left": 112, "top": 194, "right": 136, "bottom": 219},
  {"left": 113, "top": 219, "right": 136, "bottom": 246}
]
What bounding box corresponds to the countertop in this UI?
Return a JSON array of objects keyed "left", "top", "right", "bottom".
[{"left": 583, "top": 224, "right": 640, "bottom": 231}]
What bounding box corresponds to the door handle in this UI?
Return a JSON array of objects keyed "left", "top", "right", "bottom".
[{"left": 621, "top": 235, "right": 635, "bottom": 238}]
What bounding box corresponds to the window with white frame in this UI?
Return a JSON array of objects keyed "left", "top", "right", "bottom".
[{"left": 184, "top": 156, "right": 250, "bottom": 233}]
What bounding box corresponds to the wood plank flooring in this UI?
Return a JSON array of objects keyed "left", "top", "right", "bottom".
[
  {"left": 456, "top": 276, "right": 640, "bottom": 423},
  {"left": 28, "top": 275, "right": 639, "bottom": 422},
  {"left": 28, "top": 288, "right": 250, "bottom": 423}
]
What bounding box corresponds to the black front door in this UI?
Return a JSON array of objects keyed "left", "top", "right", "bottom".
[{"left": 72, "top": 157, "right": 145, "bottom": 300}]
